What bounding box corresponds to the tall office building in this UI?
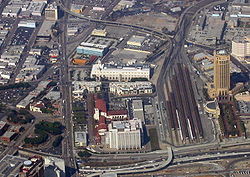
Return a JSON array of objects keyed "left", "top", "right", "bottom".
[
  {"left": 214, "top": 51, "right": 230, "bottom": 97},
  {"left": 106, "top": 119, "right": 143, "bottom": 150}
]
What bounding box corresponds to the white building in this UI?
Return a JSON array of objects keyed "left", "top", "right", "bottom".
[
  {"left": 16, "top": 81, "right": 50, "bottom": 108},
  {"left": 29, "top": 48, "right": 42, "bottom": 55},
  {"left": 109, "top": 81, "right": 153, "bottom": 96},
  {"left": 91, "top": 29, "right": 107, "bottom": 37},
  {"left": 26, "top": 2, "right": 46, "bottom": 16},
  {"left": 92, "top": 7, "right": 105, "bottom": 11},
  {"left": 72, "top": 81, "right": 101, "bottom": 99},
  {"left": 106, "top": 119, "right": 143, "bottom": 150},
  {"left": 15, "top": 65, "right": 45, "bottom": 83},
  {"left": 36, "top": 20, "right": 55, "bottom": 41},
  {"left": 231, "top": 36, "right": 250, "bottom": 58},
  {"left": 0, "top": 70, "right": 11, "bottom": 80},
  {"left": 74, "top": 131, "right": 87, "bottom": 147},
  {"left": 29, "top": 101, "right": 44, "bottom": 113},
  {"left": 67, "top": 24, "right": 78, "bottom": 36},
  {"left": 2, "top": 6, "right": 21, "bottom": 17},
  {"left": 127, "top": 35, "right": 146, "bottom": 47},
  {"left": 91, "top": 62, "right": 150, "bottom": 81},
  {"left": 18, "top": 20, "right": 36, "bottom": 28},
  {"left": 0, "top": 62, "right": 7, "bottom": 69},
  {"left": 114, "top": 0, "right": 135, "bottom": 11}
]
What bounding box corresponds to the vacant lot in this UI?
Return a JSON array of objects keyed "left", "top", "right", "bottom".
[{"left": 117, "top": 12, "right": 178, "bottom": 32}]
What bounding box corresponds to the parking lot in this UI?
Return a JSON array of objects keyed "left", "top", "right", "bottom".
[
  {"left": 0, "top": 17, "right": 15, "bottom": 29},
  {"left": 11, "top": 27, "right": 34, "bottom": 46},
  {"left": 70, "top": 69, "right": 90, "bottom": 81},
  {"left": 0, "top": 87, "right": 33, "bottom": 105}
]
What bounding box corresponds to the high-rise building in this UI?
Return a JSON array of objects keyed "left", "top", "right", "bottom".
[
  {"left": 231, "top": 36, "right": 250, "bottom": 58},
  {"left": 106, "top": 119, "right": 143, "bottom": 150},
  {"left": 214, "top": 51, "right": 230, "bottom": 97},
  {"left": 45, "top": 2, "right": 58, "bottom": 20}
]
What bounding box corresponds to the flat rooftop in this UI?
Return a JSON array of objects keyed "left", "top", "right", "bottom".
[
  {"left": 81, "top": 36, "right": 115, "bottom": 48},
  {"left": 0, "top": 155, "right": 27, "bottom": 177},
  {"left": 132, "top": 100, "right": 143, "bottom": 110},
  {"left": 37, "top": 20, "right": 55, "bottom": 37},
  {"left": 0, "top": 121, "right": 7, "bottom": 130},
  {"left": 128, "top": 35, "right": 146, "bottom": 44},
  {"left": 75, "top": 131, "right": 87, "bottom": 142}
]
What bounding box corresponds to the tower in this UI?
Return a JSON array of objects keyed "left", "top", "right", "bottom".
[{"left": 214, "top": 51, "right": 230, "bottom": 97}]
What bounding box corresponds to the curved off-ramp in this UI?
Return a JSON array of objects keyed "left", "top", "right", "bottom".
[{"left": 85, "top": 147, "right": 173, "bottom": 177}]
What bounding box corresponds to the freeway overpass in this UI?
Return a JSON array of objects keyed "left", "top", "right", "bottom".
[
  {"left": 84, "top": 147, "right": 173, "bottom": 177},
  {"left": 83, "top": 147, "right": 250, "bottom": 177},
  {"left": 56, "top": 0, "right": 170, "bottom": 40}
]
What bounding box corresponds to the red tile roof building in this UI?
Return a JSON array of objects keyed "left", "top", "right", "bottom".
[{"left": 93, "top": 98, "right": 129, "bottom": 138}]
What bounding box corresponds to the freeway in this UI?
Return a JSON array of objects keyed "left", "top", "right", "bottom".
[
  {"left": 77, "top": 140, "right": 250, "bottom": 165},
  {"left": 18, "top": 148, "right": 61, "bottom": 158},
  {"left": 174, "top": 150, "right": 250, "bottom": 164},
  {"left": 84, "top": 147, "right": 173, "bottom": 177},
  {"left": 55, "top": 0, "right": 169, "bottom": 40},
  {"left": 83, "top": 147, "right": 250, "bottom": 176}
]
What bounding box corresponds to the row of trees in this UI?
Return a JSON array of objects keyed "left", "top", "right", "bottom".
[
  {"left": 72, "top": 102, "right": 88, "bottom": 124},
  {"left": 24, "top": 121, "right": 63, "bottom": 145},
  {"left": 218, "top": 104, "right": 242, "bottom": 137},
  {"left": 7, "top": 109, "right": 34, "bottom": 124},
  {"left": 0, "top": 82, "right": 31, "bottom": 90},
  {"left": 35, "top": 121, "right": 63, "bottom": 135},
  {"left": 24, "top": 131, "right": 48, "bottom": 145},
  {"left": 52, "top": 135, "right": 63, "bottom": 147}
]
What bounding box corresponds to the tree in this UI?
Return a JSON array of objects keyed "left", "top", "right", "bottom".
[
  {"left": 0, "top": 82, "right": 31, "bottom": 90},
  {"left": 7, "top": 109, "right": 33, "bottom": 124},
  {"left": 52, "top": 135, "right": 63, "bottom": 147},
  {"left": 24, "top": 132, "right": 48, "bottom": 145},
  {"left": 35, "top": 121, "right": 63, "bottom": 135},
  {"left": 41, "top": 108, "right": 53, "bottom": 114},
  {"left": 131, "top": 78, "right": 148, "bottom": 82},
  {"left": 47, "top": 81, "right": 58, "bottom": 87}
]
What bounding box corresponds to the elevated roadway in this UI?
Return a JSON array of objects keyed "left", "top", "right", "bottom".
[
  {"left": 56, "top": 0, "right": 170, "bottom": 40},
  {"left": 83, "top": 147, "right": 250, "bottom": 176},
  {"left": 85, "top": 147, "right": 173, "bottom": 177}
]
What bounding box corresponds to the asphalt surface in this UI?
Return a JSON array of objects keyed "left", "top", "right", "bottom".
[{"left": 59, "top": 0, "right": 77, "bottom": 176}]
